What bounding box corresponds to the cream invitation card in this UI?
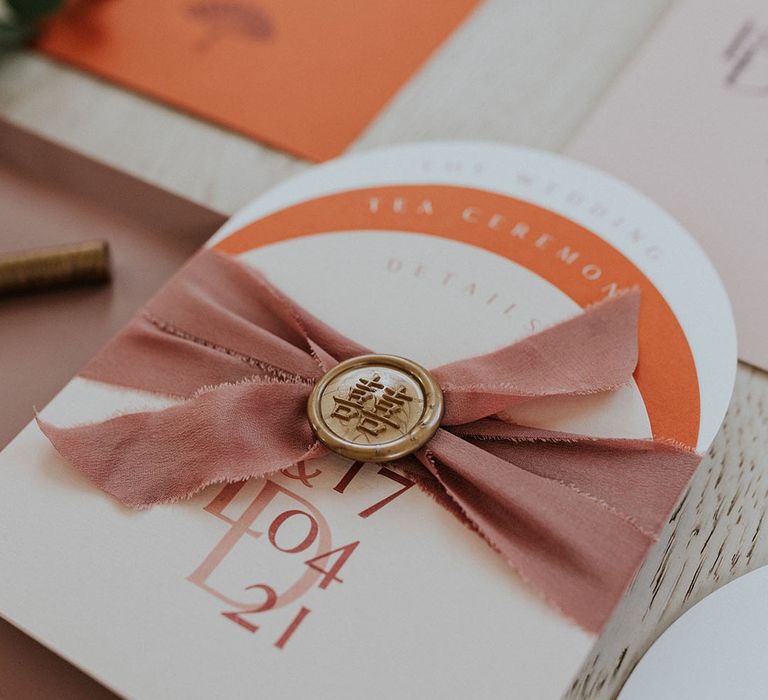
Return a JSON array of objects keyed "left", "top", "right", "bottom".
[{"left": 0, "top": 143, "right": 735, "bottom": 698}]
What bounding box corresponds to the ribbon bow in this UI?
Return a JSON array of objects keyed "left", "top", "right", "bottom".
[{"left": 39, "top": 249, "right": 700, "bottom": 632}]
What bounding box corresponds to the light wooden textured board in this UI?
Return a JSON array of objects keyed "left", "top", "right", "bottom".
[{"left": 1, "top": 1, "right": 767, "bottom": 698}]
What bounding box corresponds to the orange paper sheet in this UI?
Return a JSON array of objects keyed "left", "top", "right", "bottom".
[{"left": 37, "top": 0, "right": 480, "bottom": 161}]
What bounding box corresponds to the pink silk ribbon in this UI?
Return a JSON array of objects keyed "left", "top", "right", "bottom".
[{"left": 38, "top": 249, "right": 701, "bottom": 633}]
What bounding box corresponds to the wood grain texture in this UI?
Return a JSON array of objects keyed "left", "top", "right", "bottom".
[
  {"left": 2, "top": 1, "right": 767, "bottom": 698},
  {"left": 569, "top": 364, "right": 768, "bottom": 698}
]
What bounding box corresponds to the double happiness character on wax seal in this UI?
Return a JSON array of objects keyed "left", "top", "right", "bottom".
[{"left": 307, "top": 354, "right": 444, "bottom": 462}]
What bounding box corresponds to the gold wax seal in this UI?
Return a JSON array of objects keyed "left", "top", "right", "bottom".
[{"left": 307, "top": 354, "right": 444, "bottom": 462}]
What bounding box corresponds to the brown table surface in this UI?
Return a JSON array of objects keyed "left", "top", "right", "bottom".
[{"left": 0, "top": 121, "right": 225, "bottom": 699}]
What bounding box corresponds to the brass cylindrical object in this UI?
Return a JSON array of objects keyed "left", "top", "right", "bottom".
[{"left": 0, "top": 240, "right": 111, "bottom": 296}]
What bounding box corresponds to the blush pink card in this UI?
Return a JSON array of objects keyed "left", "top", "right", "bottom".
[{"left": 567, "top": 0, "right": 768, "bottom": 370}]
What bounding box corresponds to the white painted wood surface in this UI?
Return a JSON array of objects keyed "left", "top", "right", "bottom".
[{"left": 1, "top": 1, "right": 766, "bottom": 697}]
